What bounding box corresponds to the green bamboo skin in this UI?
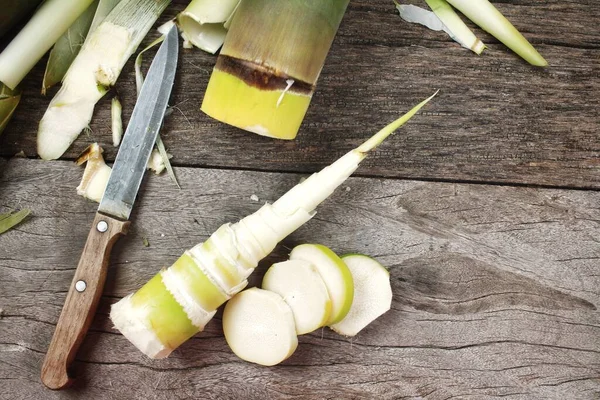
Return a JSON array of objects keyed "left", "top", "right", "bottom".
[
  {"left": 0, "top": 84, "right": 21, "bottom": 136},
  {"left": 170, "top": 253, "right": 229, "bottom": 311},
  {"left": 130, "top": 273, "right": 199, "bottom": 349},
  {"left": 202, "top": 68, "right": 312, "bottom": 140},
  {"left": 202, "top": 0, "right": 350, "bottom": 139},
  {"left": 222, "top": 0, "right": 349, "bottom": 84}
]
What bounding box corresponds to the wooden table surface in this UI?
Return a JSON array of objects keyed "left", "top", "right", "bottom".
[{"left": 1, "top": 1, "right": 599, "bottom": 399}]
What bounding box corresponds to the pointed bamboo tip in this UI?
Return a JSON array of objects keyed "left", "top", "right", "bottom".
[
  {"left": 356, "top": 91, "right": 439, "bottom": 154},
  {"left": 529, "top": 53, "right": 548, "bottom": 67}
]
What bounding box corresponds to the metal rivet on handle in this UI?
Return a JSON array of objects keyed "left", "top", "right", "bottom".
[
  {"left": 75, "top": 280, "right": 87, "bottom": 292},
  {"left": 97, "top": 220, "right": 108, "bottom": 233}
]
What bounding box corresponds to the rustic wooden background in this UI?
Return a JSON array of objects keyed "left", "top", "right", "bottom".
[{"left": 1, "top": 0, "right": 599, "bottom": 399}]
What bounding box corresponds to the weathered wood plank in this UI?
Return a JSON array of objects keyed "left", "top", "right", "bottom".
[
  {"left": 1, "top": 158, "right": 598, "bottom": 399},
  {"left": 1, "top": 0, "right": 599, "bottom": 188}
]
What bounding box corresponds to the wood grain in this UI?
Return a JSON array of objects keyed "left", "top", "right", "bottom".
[
  {"left": 1, "top": 0, "right": 599, "bottom": 188},
  {"left": 1, "top": 158, "right": 598, "bottom": 399}
]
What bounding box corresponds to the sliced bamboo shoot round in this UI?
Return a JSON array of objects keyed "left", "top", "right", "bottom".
[
  {"left": 223, "top": 288, "right": 298, "bottom": 366},
  {"left": 289, "top": 244, "right": 353, "bottom": 325},
  {"left": 329, "top": 254, "right": 392, "bottom": 337},
  {"left": 262, "top": 259, "right": 332, "bottom": 334}
]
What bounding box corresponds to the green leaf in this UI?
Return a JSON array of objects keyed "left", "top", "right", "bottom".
[
  {"left": 0, "top": 209, "right": 31, "bottom": 235},
  {"left": 0, "top": 84, "right": 21, "bottom": 136}
]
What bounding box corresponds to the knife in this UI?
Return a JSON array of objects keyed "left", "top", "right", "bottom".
[{"left": 41, "top": 26, "right": 179, "bottom": 390}]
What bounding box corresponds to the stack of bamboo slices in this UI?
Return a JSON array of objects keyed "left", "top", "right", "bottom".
[{"left": 224, "top": 245, "right": 393, "bottom": 366}]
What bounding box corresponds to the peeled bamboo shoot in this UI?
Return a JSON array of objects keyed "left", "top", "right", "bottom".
[
  {"left": 110, "top": 94, "right": 436, "bottom": 358},
  {"left": 37, "top": 0, "right": 170, "bottom": 160}
]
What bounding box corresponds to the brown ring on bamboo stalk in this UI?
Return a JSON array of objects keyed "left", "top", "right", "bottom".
[{"left": 216, "top": 55, "right": 314, "bottom": 95}]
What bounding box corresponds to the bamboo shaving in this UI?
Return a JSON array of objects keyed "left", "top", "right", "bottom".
[
  {"left": 76, "top": 144, "right": 170, "bottom": 203},
  {"left": 111, "top": 96, "right": 123, "bottom": 146},
  {"left": 147, "top": 148, "right": 171, "bottom": 175},
  {"left": 76, "top": 143, "right": 111, "bottom": 202},
  {"left": 156, "top": 136, "right": 179, "bottom": 188}
]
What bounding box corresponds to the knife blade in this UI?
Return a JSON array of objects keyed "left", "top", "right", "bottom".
[{"left": 41, "top": 26, "right": 179, "bottom": 390}]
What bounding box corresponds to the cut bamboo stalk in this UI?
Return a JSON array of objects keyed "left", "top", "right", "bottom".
[{"left": 201, "top": 0, "right": 350, "bottom": 140}]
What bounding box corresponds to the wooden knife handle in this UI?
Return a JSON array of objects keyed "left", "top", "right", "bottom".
[{"left": 41, "top": 212, "right": 129, "bottom": 390}]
